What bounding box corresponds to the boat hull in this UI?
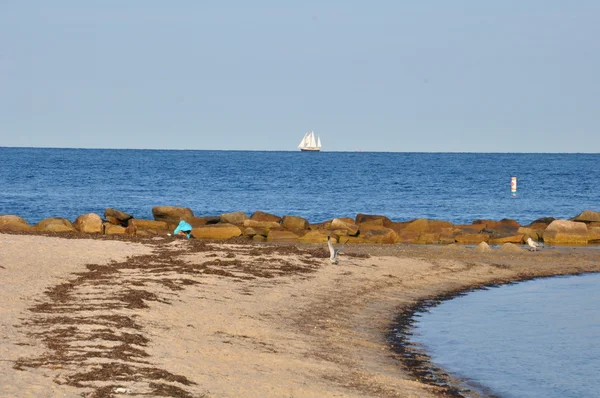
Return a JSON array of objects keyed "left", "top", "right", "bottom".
[{"left": 300, "top": 148, "right": 321, "bottom": 152}]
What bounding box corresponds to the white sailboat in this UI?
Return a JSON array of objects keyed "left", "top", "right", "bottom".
[{"left": 298, "top": 130, "right": 322, "bottom": 152}]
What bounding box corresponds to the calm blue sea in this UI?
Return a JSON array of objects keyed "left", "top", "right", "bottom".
[
  {"left": 0, "top": 147, "right": 599, "bottom": 224},
  {"left": 410, "top": 273, "right": 600, "bottom": 398}
]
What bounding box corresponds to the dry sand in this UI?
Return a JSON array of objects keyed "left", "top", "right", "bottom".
[{"left": 1, "top": 232, "right": 599, "bottom": 397}]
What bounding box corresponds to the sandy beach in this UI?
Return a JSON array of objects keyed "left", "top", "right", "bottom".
[{"left": 1, "top": 232, "right": 599, "bottom": 397}]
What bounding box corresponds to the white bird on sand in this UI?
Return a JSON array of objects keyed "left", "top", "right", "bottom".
[
  {"left": 527, "top": 237, "right": 540, "bottom": 251},
  {"left": 327, "top": 236, "right": 345, "bottom": 264}
]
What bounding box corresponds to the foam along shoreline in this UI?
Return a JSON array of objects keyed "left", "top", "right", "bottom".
[{"left": 1, "top": 233, "right": 600, "bottom": 397}]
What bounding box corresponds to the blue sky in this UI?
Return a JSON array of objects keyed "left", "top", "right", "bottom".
[{"left": 1, "top": 1, "right": 598, "bottom": 152}]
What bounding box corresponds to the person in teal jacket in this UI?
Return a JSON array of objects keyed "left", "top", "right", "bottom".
[{"left": 173, "top": 220, "right": 193, "bottom": 239}]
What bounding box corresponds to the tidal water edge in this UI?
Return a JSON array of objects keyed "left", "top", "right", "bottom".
[{"left": 404, "top": 272, "right": 600, "bottom": 398}]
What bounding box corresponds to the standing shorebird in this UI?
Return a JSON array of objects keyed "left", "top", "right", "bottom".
[
  {"left": 527, "top": 237, "right": 541, "bottom": 251},
  {"left": 327, "top": 236, "right": 345, "bottom": 264}
]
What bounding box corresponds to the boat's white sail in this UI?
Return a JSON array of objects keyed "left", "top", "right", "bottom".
[{"left": 298, "top": 130, "right": 322, "bottom": 151}]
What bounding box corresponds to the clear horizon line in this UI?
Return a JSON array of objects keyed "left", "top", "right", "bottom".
[{"left": 1, "top": 145, "right": 599, "bottom": 155}]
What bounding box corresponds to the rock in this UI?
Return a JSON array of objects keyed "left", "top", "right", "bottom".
[
  {"left": 489, "top": 234, "right": 525, "bottom": 245},
  {"left": 473, "top": 219, "right": 498, "bottom": 228},
  {"left": 416, "top": 232, "right": 441, "bottom": 244},
  {"left": 243, "top": 227, "right": 268, "bottom": 238},
  {"left": 281, "top": 215, "right": 309, "bottom": 230},
  {"left": 126, "top": 219, "right": 169, "bottom": 236},
  {"left": 298, "top": 230, "right": 331, "bottom": 243},
  {"left": 588, "top": 226, "right": 600, "bottom": 243},
  {"left": 266, "top": 230, "right": 300, "bottom": 242},
  {"left": 0, "top": 215, "right": 28, "bottom": 225},
  {"left": 500, "top": 243, "right": 525, "bottom": 252},
  {"left": 243, "top": 219, "right": 282, "bottom": 231},
  {"left": 405, "top": 219, "right": 453, "bottom": 233},
  {"left": 191, "top": 224, "right": 242, "bottom": 240},
  {"left": 250, "top": 211, "right": 282, "bottom": 223},
  {"left": 355, "top": 214, "right": 393, "bottom": 228},
  {"left": 453, "top": 224, "right": 487, "bottom": 234},
  {"left": 397, "top": 219, "right": 453, "bottom": 244},
  {"left": 476, "top": 241, "right": 491, "bottom": 252},
  {"left": 195, "top": 216, "right": 221, "bottom": 225},
  {"left": 331, "top": 218, "right": 359, "bottom": 236},
  {"left": 543, "top": 220, "right": 589, "bottom": 245},
  {"left": 517, "top": 227, "right": 541, "bottom": 241},
  {"left": 103, "top": 222, "right": 126, "bottom": 235},
  {"left": 104, "top": 208, "right": 133, "bottom": 226},
  {"left": 455, "top": 233, "right": 490, "bottom": 244},
  {"left": 73, "top": 213, "right": 103, "bottom": 233},
  {"left": 253, "top": 235, "right": 266, "bottom": 242},
  {"left": 219, "top": 211, "right": 249, "bottom": 225},
  {"left": 571, "top": 210, "right": 600, "bottom": 223},
  {"left": 529, "top": 217, "right": 555, "bottom": 225},
  {"left": 35, "top": 217, "right": 76, "bottom": 233},
  {"left": 0, "top": 220, "right": 35, "bottom": 232},
  {"left": 396, "top": 229, "right": 420, "bottom": 244},
  {"left": 358, "top": 225, "right": 399, "bottom": 244},
  {"left": 389, "top": 220, "right": 412, "bottom": 234},
  {"left": 439, "top": 228, "right": 456, "bottom": 244},
  {"left": 152, "top": 206, "right": 194, "bottom": 224}
]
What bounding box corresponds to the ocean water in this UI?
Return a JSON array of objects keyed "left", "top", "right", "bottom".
[
  {"left": 0, "top": 147, "right": 599, "bottom": 224},
  {"left": 409, "top": 273, "right": 600, "bottom": 398}
]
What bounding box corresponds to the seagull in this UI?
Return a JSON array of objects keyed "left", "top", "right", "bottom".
[
  {"left": 327, "top": 236, "right": 345, "bottom": 264},
  {"left": 527, "top": 237, "right": 540, "bottom": 251}
]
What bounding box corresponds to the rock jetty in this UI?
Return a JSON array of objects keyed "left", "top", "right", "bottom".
[{"left": 1, "top": 208, "right": 600, "bottom": 246}]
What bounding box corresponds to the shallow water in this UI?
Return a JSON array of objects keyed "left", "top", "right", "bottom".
[{"left": 409, "top": 273, "right": 600, "bottom": 398}]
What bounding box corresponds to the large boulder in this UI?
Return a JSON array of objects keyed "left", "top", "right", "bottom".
[
  {"left": 126, "top": 219, "right": 169, "bottom": 235},
  {"left": 0, "top": 215, "right": 28, "bottom": 225},
  {"left": 250, "top": 211, "right": 282, "bottom": 223},
  {"left": 571, "top": 210, "right": 600, "bottom": 223},
  {"left": 73, "top": 213, "right": 103, "bottom": 233},
  {"left": 357, "top": 225, "right": 399, "bottom": 244},
  {"left": 104, "top": 208, "right": 133, "bottom": 226},
  {"left": 529, "top": 217, "right": 555, "bottom": 225},
  {"left": 191, "top": 224, "right": 242, "bottom": 240},
  {"left": 243, "top": 219, "right": 282, "bottom": 231},
  {"left": 266, "top": 230, "right": 300, "bottom": 242},
  {"left": 455, "top": 233, "right": 490, "bottom": 244},
  {"left": 152, "top": 206, "right": 194, "bottom": 224},
  {"left": 35, "top": 217, "right": 76, "bottom": 233},
  {"left": 454, "top": 224, "right": 486, "bottom": 234},
  {"left": 0, "top": 215, "right": 34, "bottom": 232},
  {"left": 103, "top": 222, "right": 126, "bottom": 235},
  {"left": 331, "top": 218, "right": 359, "bottom": 236},
  {"left": 473, "top": 219, "right": 520, "bottom": 230},
  {"left": 298, "top": 230, "right": 331, "bottom": 243},
  {"left": 588, "top": 226, "right": 600, "bottom": 243},
  {"left": 489, "top": 234, "right": 525, "bottom": 245},
  {"left": 242, "top": 227, "right": 268, "bottom": 238},
  {"left": 219, "top": 211, "right": 249, "bottom": 225},
  {"left": 281, "top": 215, "right": 309, "bottom": 231},
  {"left": 355, "top": 214, "right": 393, "bottom": 228},
  {"left": 543, "top": 220, "right": 588, "bottom": 245}
]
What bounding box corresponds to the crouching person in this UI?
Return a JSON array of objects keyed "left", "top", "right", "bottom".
[{"left": 173, "top": 220, "right": 193, "bottom": 239}]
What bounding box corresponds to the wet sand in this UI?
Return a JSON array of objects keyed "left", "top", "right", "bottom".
[{"left": 1, "top": 232, "right": 599, "bottom": 397}]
